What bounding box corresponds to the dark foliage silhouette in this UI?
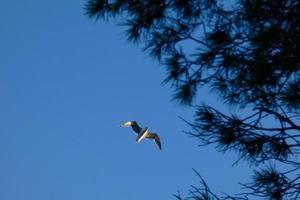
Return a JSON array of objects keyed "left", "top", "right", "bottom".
[{"left": 85, "top": 0, "right": 300, "bottom": 199}]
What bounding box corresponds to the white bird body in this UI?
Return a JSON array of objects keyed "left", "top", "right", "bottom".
[{"left": 121, "top": 121, "right": 162, "bottom": 150}]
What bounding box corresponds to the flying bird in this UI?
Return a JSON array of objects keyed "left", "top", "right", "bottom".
[{"left": 121, "top": 121, "right": 162, "bottom": 150}]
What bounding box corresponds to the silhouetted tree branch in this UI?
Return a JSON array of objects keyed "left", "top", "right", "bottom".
[{"left": 85, "top": 0, "right": 300, "bottom": 199}]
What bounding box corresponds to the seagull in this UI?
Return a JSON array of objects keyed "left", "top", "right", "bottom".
[{"left": 121, "top": 121, "right": 162, "bottom": 150}]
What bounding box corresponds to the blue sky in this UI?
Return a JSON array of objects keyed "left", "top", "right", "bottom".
[{"left": 0, "top": 1, "right": 252, "bottom": 199}]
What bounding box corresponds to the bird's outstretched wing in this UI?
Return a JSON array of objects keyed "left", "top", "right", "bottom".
[
  {"left": 131, "top": 121, "right": 142, "bottom": 134},
  {"left": 121, "top": 121, "right": 142, "bottom": 135},
  {"left": 154, "top": 134, "right": 162, "bottom": 150},
  {"left": 145, "top": 132, "right": 162, "bottom": 150}
]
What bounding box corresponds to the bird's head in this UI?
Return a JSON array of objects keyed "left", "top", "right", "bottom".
[{"left": 121, "top": 121, "right": 135, "bottom": 127}]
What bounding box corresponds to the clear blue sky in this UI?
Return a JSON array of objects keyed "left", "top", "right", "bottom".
[{"left": 0, "top": 1, "right": 251, "bottom": 199}]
